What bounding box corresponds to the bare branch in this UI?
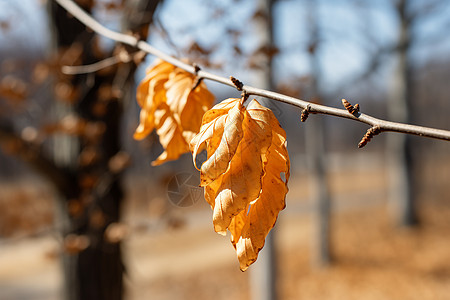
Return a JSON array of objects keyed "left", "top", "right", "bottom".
[
  {"left": 62, "top": 55, "right": 123, "bottom": 75},
  {"left": 61, "top": 50, "right": 146, "bottom": 75},
  {"left": 53, "top": 0, "right": 450, "bottom": 144},
  {"left": 0, "top": 123, "right": 76, "bottom": 197},
  {"left": 408, "top": 0, "right": 447, "bottom": 25}
]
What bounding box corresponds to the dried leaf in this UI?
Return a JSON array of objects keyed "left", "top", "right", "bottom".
[
  {"left": 0, "top": 75, "right": 27, "bottom": 102},
  {"left": 200, "top": 100, "right": 245, "bottom": 186},
  {"left": 134, "top": 61, "right": 175, "bottom": 140},
  {"left": 165, "top": 69, "right": 215, "bottom": 140},
  {"left": 152, "top": 103, "right": 190, "bottom": 166},
  {"left": 229, "top": 100, "right": 290, "bottom": 271},
  {"left": 190, "top": 98, "right": 243, "bottom": 168},
  {"left": 134, "top": 59, "right": 214, "bottom": 165},
  {"left": 108, "top": 151, "right": 131, "bottom": 173},
  {"left": 63, "top": 234, "right": 90, "bottom": 255},
  {"left": 190, "top": 98, "right": 290, "bottom": 270}
]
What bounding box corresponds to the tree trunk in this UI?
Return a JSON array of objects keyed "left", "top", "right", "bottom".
[
  {"left": 388, "top": 0, "right": 417, "bottom": 227},
  {"left": 48, "top": 1, "right": 161, "bottom": 299},
  {"left": 305, "top": 0, "right": 332, "bottom": 268},
  {"left": 250, "top": 0, "right": 277, "bottom": 299},
  {"left": 48, "top": 2, "right": 123, "bottom": 299}
]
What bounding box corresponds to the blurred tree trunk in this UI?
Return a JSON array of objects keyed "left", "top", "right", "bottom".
[
  {"left": 305, "top": 0, "right": 332, "bottom": 267},
  {"left": 250, "top": 0, "right": 277, "bottom": 299},
  {"left": 387, "top": 0, "right": 417, "bottom": 227},
  {"left": 48, "top": 1, "right": 161, "bottom": 299}
]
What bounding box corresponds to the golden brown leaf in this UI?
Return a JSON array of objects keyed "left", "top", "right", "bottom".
[
  {"left": 0, "top": 75, "right": 27, "bottom": 102},
  {"left": 190, "top": 98, "right": 240, "bottom": 165},
  {"left": 191, "top": 98, "right": 241, "bottom": 209},
  {"left": 152, "top": 103, "right": 190, "bottom": 166},
  {"left": 200, "top": 100, "right": 245, "bottom": 186},
  {"left": 190, "top": 98, "right": 290, "bottom": 270},
  {"left": 134, "top": 59, "right": 214, "bottom": 165},
  {"left": 228, "top": 100, "right": 290, "bottom": 271},
  {"left": 134, "top": 61, "right": 175, "bottom": 140},
  {"left": 165, "top": 69, "right": 214, "bottom": 139},
  {"left": 208, "top": 103, "right": 273, "bottom": 234}
]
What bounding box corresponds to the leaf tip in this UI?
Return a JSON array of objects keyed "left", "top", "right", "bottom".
[
  {"left": 240, "top": 266, "right": 248, "bottom": 272},
  {"left": 216, "top": 230, "right": 227, "bottom": 236}
]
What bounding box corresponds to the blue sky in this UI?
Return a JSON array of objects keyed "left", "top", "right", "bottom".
[
  {"left": 1, "top": 0, "right": 449, "bottom": 94},
  {"left": 0, "top": 0, "right": 49, "bottom": 55},
  {"left": 152, "top": 0, "right": 450, "bottom": 94}
]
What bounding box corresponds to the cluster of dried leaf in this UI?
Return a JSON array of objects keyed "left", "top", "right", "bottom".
[
  {"left": 134, "top": 61, "right": 290, "bottom": 271},
  {"left": 134, "top": 60, "right": 214, "bottom": 165}
]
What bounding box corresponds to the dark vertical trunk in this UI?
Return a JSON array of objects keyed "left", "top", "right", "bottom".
[
  {"left": 49, "top": 2, "right": 124, "bottom": 299},
  {"left": 47, "top": 1, "right": 162, "bottom": 299},
  {"left": 71, "top": 86, "right": 125, "bottom": 300}
]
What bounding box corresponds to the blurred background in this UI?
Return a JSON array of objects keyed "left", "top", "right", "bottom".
[{"left": 1, "top": 0, "right": 450, "bottom": 299}]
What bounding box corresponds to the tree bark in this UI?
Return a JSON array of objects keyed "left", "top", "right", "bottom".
[
  {"left": 305, "top": 0, "right": 332, "bottom": 268},
  {"left": 388, "top": 0, "right": 418, "bottom": 227},
  {"left": 249, "top": 1, "right": 277, "bottom": 300},
  {"left": 47, "top": 1, "right": 162, "bottom": 299},
  {"left": 49, "top": 2, "right": 123, "bottom": 299}
]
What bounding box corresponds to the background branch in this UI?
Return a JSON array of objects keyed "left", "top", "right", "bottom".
[
  {"left": 62, "top": 55, "right": 123, "bottom": 75},
  {"left": 0, "top": 122, "right": 75, "bottom": 197},
  {"left": 54, "top": 0, "right": 450, "bottom": 144}
]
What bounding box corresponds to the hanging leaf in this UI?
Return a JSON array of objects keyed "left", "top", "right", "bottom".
[
  {"left": 190, "top": 98, "right": 290, "bottom": 270},
  {"left": 152, "top": 103, "right": 190, "bottom": 166},
  {"left": 134, "top": 60, "right": 175, "bottom": 140},
  {"left": 134, "top": 59, "right": 214, "bottom": 165},
  {"left": 229, "top": 100, "right": 290, "bottom": 271},
  {"left": 165, "top": 68, "right": 215, "bottom": 142},
  {"left": 190, "top": 98, "right": 238, "bottom": 170},
  {"left": 200, "top": 100, "right": 245, "bottom": 186}
]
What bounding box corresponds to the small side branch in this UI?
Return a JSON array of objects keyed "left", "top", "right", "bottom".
[
  {"left": 62, "top": 50, "right": 145, "bottom": 75},
  {"left": 53, "top": 0, "right": 450, "bottom": 144},
  {"left": 0, "top": 124, "right": 76, "bottom": 197},
  {"left": 62, "top": 55, "right": 123, "bottom": 75}
]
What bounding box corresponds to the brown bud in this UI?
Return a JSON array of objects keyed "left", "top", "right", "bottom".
[
  {"left": 358, "top": 126, "right": 381, "bottom": 148},
  {"left": 342, "top": 99, "right": 360, "bottom": 115},
  {"left": 300, "top": 108, "right": 309, "bottom": 122},
  {"left": 230, "top": 76, "right": 243, "bottom": 91}
]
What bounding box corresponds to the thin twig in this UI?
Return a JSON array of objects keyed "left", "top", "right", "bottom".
[
  {"left": 54, "top": 0, "right": 450, "bottom": 143},
  {"left": 62, "top": 55, "right": 123, "bottom": 75},
  {"left": 0, "top": 123, "right": 76, "bottom": 197}
]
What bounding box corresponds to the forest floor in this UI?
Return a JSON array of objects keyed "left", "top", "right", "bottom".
[{"left": 1, "top": 154, "right": 450, "bottom": 300}]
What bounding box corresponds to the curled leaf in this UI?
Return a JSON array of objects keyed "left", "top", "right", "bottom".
[
  {"left": 152, "top": 103, "right": 190, "bottom": 166},
  {"left": 190, "top": 98, "right": 241, "bottom": 167},
  {"left": 229, "top": 100, "right": 290, "bottom": 271},
  {"left": 134, "top": 59, "right": 214, "bottom": 165},
  {"left": 190, "top": 98, "right": 290, "bottom": 270},
  {"left": 200, "top": 101, "right": 245, "bottom": 186},
  {"left": 134, "top": 61, "right": 175, "bottom": 140}
]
